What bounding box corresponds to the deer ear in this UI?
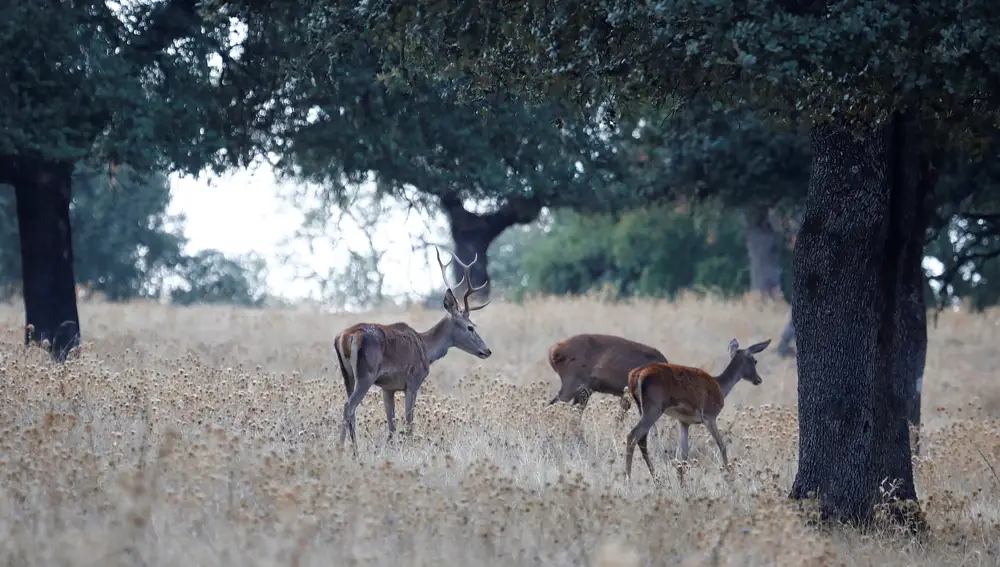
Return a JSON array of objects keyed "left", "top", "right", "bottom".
[
  {"left": 747, "top": 338, "right": 772, "bottom": 354},
  {"left": 728, "top": 338, "right": 740, "bottom": 358},
  {"left": 442, "top": 289, "right": 460, "bottom": 314}
]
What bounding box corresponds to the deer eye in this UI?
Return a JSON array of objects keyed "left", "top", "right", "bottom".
[{"left": 467, "top": 325, "right": 475, "bottom": 332}]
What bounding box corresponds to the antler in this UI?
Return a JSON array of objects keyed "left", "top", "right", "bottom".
[
  {"left": 434, "top": 246, "right": 459, "bottom": 293},
  {"left": 455, "top": 253, "right": 490, "bottom": 312},
  {"left": 433, "top": 247, "right": 490, "bottom": 313}
]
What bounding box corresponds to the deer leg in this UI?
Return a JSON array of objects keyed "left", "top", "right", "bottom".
[
  {"left": 341, "top": 373, "right": 377, "bottom": 454},
  {"left": 675, "top": 422, "right": 691, "bottom": 461},
  {"left": 625, "top": 409, "right": 661, "bottom": 480},
  {"left": 550, "top": 378, "right": 580, "bottom": 406},
  {"left": 403, "top": 388, "right": 417, "bottom": 436},
  {"left": 637, "top": 434, "right": 655, "bottom": 479},
  {"left": 704, "top": 416, "right": 728, "bottom": 469},
  {"left": 403, "top": 371, "right": 428, "bottom": 436},
  {"left": 382, "top": 389, "right": 397, "bottom": 442}
]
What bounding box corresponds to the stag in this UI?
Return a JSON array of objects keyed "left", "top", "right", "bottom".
[
  {"left": 334, "top": 247, "right": 492, "bottom": 452},
  {"left": 621, "top": 338, "right": 771, "bottom": 480},
  {"left": 547, "top": 334, "right": 668, "bottom": 409}
]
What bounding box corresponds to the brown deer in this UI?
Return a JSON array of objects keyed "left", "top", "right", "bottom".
[
  {"left": 547, "top": 334, "right": 668, "bottom": 409},
  {"left": 621, "top": 338, "right": 771, "bottom": 480},
  {"left": 334, "top": 247, "right": 492, "bottom": 452}
]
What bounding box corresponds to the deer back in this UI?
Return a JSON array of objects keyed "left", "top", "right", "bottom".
[
  {"left": 550, "top": 334, "right": 666, "bottom": 385},
  {"left": 336, "top": 322, "right": 431, "bottom": 379},
  {"left": 628, "top": 362, "right": 725, "bottom": 416}
]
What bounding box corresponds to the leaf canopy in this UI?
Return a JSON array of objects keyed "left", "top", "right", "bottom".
[{"left": 346, "top": 0, "right": 1000, "bottom": 151}]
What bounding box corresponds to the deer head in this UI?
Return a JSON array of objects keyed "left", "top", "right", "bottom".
[
  {"left": 435, "top": 247, "right": 492, "bottom": 359},
  {"left": 727, "top": 338, "right": 771, "bottom": 385}
]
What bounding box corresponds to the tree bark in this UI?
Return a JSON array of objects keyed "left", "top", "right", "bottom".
[
  {"left": 741, "top": 204, "right": 784, "bottom": 301},
  {"left": 789, "top": 115, "right": 928, "bottom": 530},
  {"left": 2, "top": 156, "right": 81, "bottom": 362},
  {"left": 440, "top": 194, "right": 542, "bottom": 299},
  {"left": 0, "top": 156, "right": 80, "bottom": 362}
]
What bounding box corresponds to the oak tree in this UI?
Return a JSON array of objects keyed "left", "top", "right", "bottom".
[{"left": 347, "top": 0, "right": 1000, "bottom": 526}]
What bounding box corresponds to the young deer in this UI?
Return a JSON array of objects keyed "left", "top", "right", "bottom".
[
  {"left": 622, "top": 338, "right": 771, "bottom": 480},
  {"left": 547, "top": 334, "right": 668, "bottom": 409},
  {"left": 334, "top": 247, "right": 492, "bottom": 452}
]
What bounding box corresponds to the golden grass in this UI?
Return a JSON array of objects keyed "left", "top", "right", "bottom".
[{"left": 0, "top": 292, "right": 998, "bottom": 566}]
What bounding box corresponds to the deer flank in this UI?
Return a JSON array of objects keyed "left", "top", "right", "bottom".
[{"left": 547, "top": 333, "right": 668, "bottom": 409}]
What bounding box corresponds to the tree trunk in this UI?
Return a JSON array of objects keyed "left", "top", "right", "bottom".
[
  {"left": 440, "top": 194, "right": 542, "bottom": 300},
  {"left": 741, "top": 204, "right": 784, "bottom": 300},
  {"left": 789, "top": 115, "right": 928, "bottom": 530},
  {"left": 2, "top": 156, "right": 82, "bottom": 362}
]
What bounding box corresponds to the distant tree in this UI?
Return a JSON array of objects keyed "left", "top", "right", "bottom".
[
  {"left": 168, "top": 249, "right": 269, "bottom": 308},
  {"left": 286, "top": 187, "right": 394, "bottom": 311},
  {"left": 486, "top": 215, "right": 549, "bottom": 300},
  {"left": 493, "top": 203, "right": 761, "bottom": 301}
]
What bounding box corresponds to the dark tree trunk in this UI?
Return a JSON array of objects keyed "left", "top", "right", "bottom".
[
  {"left": 1, "top": 156, "right": 81, "bottom": 362},
  {"left": 741, "top": 204, "right": 784, "bottom": 300},
  {"left": 451, "top": 230, "right": 494, "bottom": 297},
  {"left": 789, "top": 114, "right": 929, "bottom": 530},
  {"left": 440, "top": 194, "right": 542, "bottom": 299}
]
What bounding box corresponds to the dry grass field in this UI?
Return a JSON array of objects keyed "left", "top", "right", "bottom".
[{"left": 0, "top": 293, "right": 998, "bottom": 566}]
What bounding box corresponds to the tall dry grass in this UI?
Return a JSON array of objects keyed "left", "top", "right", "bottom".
[{"left": 0, "top": 293, "right": 997, "bottom": 566}]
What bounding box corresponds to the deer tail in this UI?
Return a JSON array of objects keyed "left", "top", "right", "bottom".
[{"left": 334, "top": 332, "right": 361, "bottom": 397}]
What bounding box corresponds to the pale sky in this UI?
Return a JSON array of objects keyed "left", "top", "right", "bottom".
[{"left": 167, "top": 164, "right": 451, "bottom": 303}]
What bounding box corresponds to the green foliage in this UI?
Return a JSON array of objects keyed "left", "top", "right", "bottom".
[
  {"left": 628, "top": 101, "right": 811, "bottom": 208},
  {"left": 351, "top": 0, "right": 1000, "bottom": 155},
  {"left": 69, "top": 165, "right": 188, "bottom": 300},
  {"left": 272, "top": 55, "right": 633, "bottom": 218},
  {"left": 503, "top": 204, "right": 757, "bottom": 300},
  {"left": 0, "top": 1, "right": 270, "bottom": 174},
  {"left": 169, "top": 249, "right": 269, "bottom": 308}
]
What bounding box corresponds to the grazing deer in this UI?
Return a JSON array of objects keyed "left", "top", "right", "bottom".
[
  {"left": 622, "top": 338, "right": 771, "bottom": 480},
  {"left": 547, "top": 334, "right": 668, "bottom": 409},
  {"left": 334, "top": 247, "right": 492, "bottom": 452}
]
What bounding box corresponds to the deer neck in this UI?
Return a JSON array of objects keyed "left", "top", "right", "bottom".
[
  {"left": 714, "top": 358, "right": 744, "bottom": 398},
  {"left": 419, "top": 317, "right": 453, "bottom": 363}
]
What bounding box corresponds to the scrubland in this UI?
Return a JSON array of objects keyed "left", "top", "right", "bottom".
[{"left": 0, "top": 293, "right": 997, "bottom": 566}]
